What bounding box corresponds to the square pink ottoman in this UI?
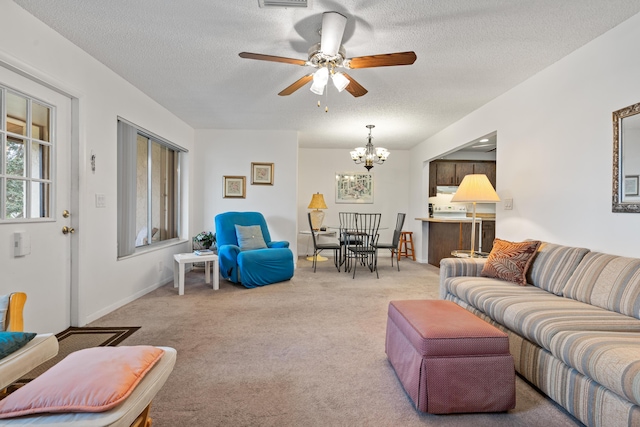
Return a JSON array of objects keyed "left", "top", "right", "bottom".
[{"left": 385, "top": 300, "right": 515, "bottom": 414}]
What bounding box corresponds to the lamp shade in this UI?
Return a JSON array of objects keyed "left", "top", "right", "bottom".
[
  {"left": 308, "top": 193, "right": 328, "bottom": 210},
  {"left": 332, "top": 72, "right": 349, "bottom": 92},
  {"left": 450, "top": 174, "right": 500, "bottom": 203}
]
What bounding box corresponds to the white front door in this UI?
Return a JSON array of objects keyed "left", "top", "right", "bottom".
[{"left": 0, "top": 66, "right": 72, "bottom": 334}]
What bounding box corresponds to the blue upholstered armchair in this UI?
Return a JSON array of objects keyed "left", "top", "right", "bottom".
[{"left": 214, "top": 212, "right": 294, "bottom": 288}]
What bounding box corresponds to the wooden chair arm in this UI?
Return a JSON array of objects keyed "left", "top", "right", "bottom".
[{"left": 7, "top": 292, "right": 26, "bottom": 332}]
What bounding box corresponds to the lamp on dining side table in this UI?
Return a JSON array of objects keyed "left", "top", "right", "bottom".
[
  {"left": 450, "top": 174, "right": 500, "bottom": 257},
  {"left": 308, "top": 193, "right": 328, "bottom": 230},
  {"left": 307, "top": 192, "right": 328, "bottom": 261}
]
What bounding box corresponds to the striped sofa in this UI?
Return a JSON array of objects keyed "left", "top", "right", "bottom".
[{"left": 439, "top": 242, "right": 640, "bottom": 427}]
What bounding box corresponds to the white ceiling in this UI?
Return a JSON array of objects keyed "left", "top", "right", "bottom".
[{"left": 13, "top": 0, "right": 640, "bottom": 150}]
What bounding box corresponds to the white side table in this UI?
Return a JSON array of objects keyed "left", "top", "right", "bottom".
[{"left": 173, "top": 252, "right": 219, "bottom": 295}]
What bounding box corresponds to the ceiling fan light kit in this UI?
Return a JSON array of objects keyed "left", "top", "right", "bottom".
[
  {"left": 350, "top": 125, "right": 389, "bottom": 171},
  {"left": 238, "top": 11, "right": 416, "bottom": 104},
  {"left": 310, "top": 67, "right": 329, "bottom": 95},
  {"left": 331, "top": 72, "right": 349, "bottom": 92}
]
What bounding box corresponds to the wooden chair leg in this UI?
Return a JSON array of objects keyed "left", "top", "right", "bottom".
[{"left": 131, "top": 402, "right": 153, "bottom": 427}]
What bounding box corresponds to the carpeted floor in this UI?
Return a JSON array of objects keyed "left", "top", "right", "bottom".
[{"left": 89, "top": 256, "right": 583, "bottom": 427}]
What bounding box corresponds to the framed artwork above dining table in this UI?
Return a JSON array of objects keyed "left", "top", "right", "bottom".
[{"left": 335, "top": 172, "right": 373, "bottom": 204}]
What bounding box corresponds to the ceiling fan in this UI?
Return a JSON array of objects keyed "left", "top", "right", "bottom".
[{"left": 239, "top": 11, "right": 417, "bottom": 98}]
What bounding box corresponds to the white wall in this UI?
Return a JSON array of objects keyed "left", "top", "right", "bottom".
[
  {"left": 193, "top": 130, "right": 298, "bottom": 258},
  {"left": 0, "top": 1, "right": 195, "bottom": 331},
  {"left": 298, "top": 148, "right": 410, "bottom": 256},
  {"left": 409, "top": 11, "right": 640, "bottom": 260}
]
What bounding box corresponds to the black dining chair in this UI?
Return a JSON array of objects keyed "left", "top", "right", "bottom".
[
  {"left": 345, "top": 213, "right": 381, "bottom": 279},
  {"left": 307, "top": 213, "right": 341, "bottom": 272},
  {"left": 338, "top": 212, "right": 360, "bottom": 270},
  {"left": 373, "top": 213, "right": 406, "bottom": 271}
]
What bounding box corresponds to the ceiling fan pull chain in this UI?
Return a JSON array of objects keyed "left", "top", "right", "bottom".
[{"left": 325, "top": 87, "right": 329, "bottom": 113}]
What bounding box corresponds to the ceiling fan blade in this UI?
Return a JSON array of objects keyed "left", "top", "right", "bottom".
[
  {"left": 342, "top": 73, "right": 368, "bottom": 97},
  {"left": 239, "top": 52, "right": 307, "bottom": 66},
  {"left": 278, "top": 74, "right": 314, "bottom": 96},
  {"left": 346, "top": 51, "right": 417, "bottom": 69},
  {"left": 320, "top": 12, "right": 347, "bottom": 56}
]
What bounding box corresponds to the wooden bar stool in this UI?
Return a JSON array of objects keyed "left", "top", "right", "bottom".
[{"left": 398, "top": 231, "right": 416, "bottom": 261}]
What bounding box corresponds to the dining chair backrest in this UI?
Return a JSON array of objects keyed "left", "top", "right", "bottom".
[
  {"left": 391, "top": 213, "right": 407, "bottom": 246},
  {"left": 307, "top": 212, "right": 319, "bottom": 248},
  {"left": 355, "top": 213, "right": 382, "bottom": 247},
  {"left": 339, "top": 212, "right": 358, "bottom": 231},
  {"left": 339, "top": 212, "right": 358, "bottom": 243}
]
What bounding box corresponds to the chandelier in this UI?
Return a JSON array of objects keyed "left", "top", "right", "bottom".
[{"left": 350, "top": 125, "right": 390, "bottom": 171}]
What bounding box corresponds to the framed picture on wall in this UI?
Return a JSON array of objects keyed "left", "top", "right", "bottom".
[
  {"left": 335, "top": 172, "right": 373, "bottom": 204},
  {"left": 251, "top": 162, "right": 274, "bottom": 185},
  {"left": 223, "top": 176, "right": 246, "bottom": 198},
  {"left": 624, "top": 175, "right": 639, "bottom": 196}
]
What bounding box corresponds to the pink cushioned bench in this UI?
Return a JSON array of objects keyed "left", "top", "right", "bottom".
[{"left": 385, "top": 300, "right": 515, "bottom": 414}]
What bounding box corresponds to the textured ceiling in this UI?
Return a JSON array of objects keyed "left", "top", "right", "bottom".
[{"left": 13, "top": 0, "right": 640, "bottom": 150}]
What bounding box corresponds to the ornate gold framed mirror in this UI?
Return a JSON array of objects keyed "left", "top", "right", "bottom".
[{"left": 612, "top": 101, "right": 640, "bottom": 212}]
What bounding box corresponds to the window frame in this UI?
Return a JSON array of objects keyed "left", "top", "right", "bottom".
[
  {"left": 0, "top": 85, "right": 56, "bottom": 223},
  {"left": 117, "top": 117, "right": 186, "bottom": 258}
]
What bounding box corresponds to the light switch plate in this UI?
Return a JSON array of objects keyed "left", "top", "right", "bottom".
[
  {"left": 95, "top": 193, "right": 106, "bottom": 208},
  {"left": 504, "top": 198, "right": 513, "bottom": 210}
]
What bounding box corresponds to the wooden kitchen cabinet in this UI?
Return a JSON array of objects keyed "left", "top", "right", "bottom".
[
  {"left": 429, "top": 161, "right": 437, "bottom": 197},
  {"left": 473, "top": 162, "right": 497, "bottom": 189},
  {"left": 435, "top": 161, "right": 456, "bottom": 186},
  {"left": 455, "top": 163, "right": 474, "bottom": 185},
  {"left": 428, "top": 160, "right": 496, "bottom": 196},
  {"left": 481, "top": 220, "right": 496, "bottom": 253},
  {"left": 428, "top": 222, "right": 460, "bottom": 266},
  {"left": 428, "top": 220, "right": 495, "bottom": 267}
]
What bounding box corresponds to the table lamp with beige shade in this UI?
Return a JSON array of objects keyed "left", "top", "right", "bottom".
[
  {"left": 308, "top": 192, "right": 328, "bottom": 230},
  {"left": 307, "top": 192, "right": 329, "bottom": 262},
  {"left": 450, "top": 174, "right": 500, "bottom": 257}
]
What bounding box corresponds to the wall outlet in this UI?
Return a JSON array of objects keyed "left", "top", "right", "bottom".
[
  {"left": 504, "top": 198, "right": 513, "bottom": 210},
  {"left": 158, "top": 261, "right": 163, "bottom": 272}
]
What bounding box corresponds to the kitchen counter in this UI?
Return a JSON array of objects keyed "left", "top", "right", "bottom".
[
  {"left": 417, "top": 216, "right": 496, "bottom": 266},
  {"left": 416, "top": 216, "right": 495, "bottom": 223}
]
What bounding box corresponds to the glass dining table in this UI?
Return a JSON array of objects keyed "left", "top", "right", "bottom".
[{"left": 327, "top": 214, "right": 387, "bottom": 277}]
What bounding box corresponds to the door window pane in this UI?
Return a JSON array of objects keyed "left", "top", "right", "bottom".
[
  {"left": 7, "top": 137, "right": 25, "bottom": 177},
  {"left": 30, "top": 181, "right": 50, "bottom": 218},
  {"left": 32, "top": 102, "right": 51, "bottom": 142},
  {"left": 30, "top": 143, "right": 50, "bottom": 179},
  {"left": 6, "top": 179, "right": 25, "bottom": 219},
  {"left": 6, "top": 92, "right": 27, "bottom": 136}
]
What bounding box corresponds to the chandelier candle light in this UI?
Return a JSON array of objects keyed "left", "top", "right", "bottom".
[
  {"left": 308, "top": 192, "right": 328, "bottom": 231},
  {"left": 350, "top": 125, "right": 390, "bottom": 171},
  {"left": 450, "top": 174, "right": 500, "bottom": 257}
]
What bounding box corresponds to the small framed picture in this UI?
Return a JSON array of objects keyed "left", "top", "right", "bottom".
[
  {"left": 624, "top": 175, "right": 639, "bottom": 196},
  {"left": 251, "top": 162, "right": 274, "bottom": 185},
  {"left": 223, "top": 176, "right": 246, "bottom": 198}
]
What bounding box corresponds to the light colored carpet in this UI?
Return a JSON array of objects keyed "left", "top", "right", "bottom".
[{"left": 90, "top": 256, "right": 583, "bottom": 427}]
